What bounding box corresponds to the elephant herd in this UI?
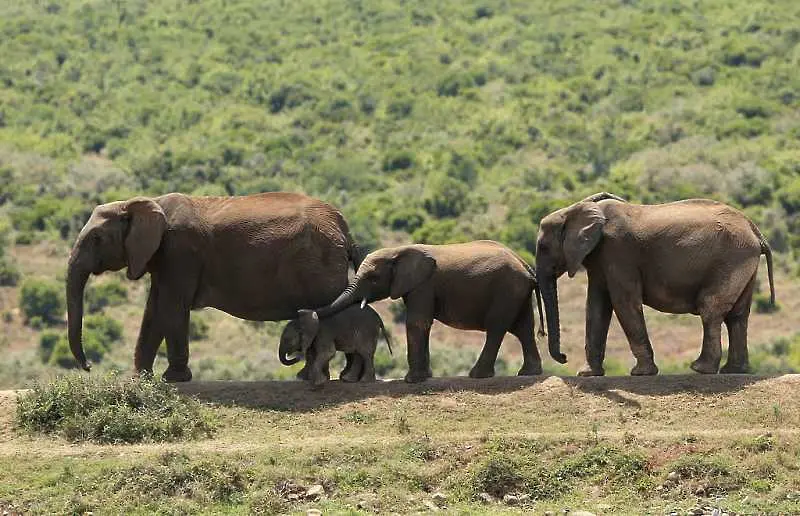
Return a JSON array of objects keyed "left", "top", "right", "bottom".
[{"left": 66, "top": 191, "right": 775, "bottom": 387}]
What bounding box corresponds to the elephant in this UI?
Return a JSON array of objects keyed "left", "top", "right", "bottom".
[
  {"left": 280, "top": 304, "right": 392, "bottom": 387},
  {"left": 535, "top": 192, "right": 776, "bottom": 376},
  {"left": 301, "top": 240, "right": 546, "bottom": 383},
  {"left": 66, "top": 192, "right": 364, "bottom": 382}
]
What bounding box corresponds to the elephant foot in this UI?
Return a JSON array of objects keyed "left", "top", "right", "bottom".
[
  {"left": 134, "top": 368, "right": 155, "bottom": 380},
  {"left": 296, "top": 365, "right": 310, "bottom": 381},
  {"left": 720, "top": 362, "right": 750, "bottom": 374},
  {"left": 404, "top": 369, "right": 432, "bottom": 383},
  {"left": 340, "top": 369, "right": 361, "bottom": 383},
  {"left": 630, "top": 361, "right": 659, "bottom": 376},
  {"left": 162, "top": 365, "right": 193, "bottom": 383},
  {"left": 577, "top": 363, "right": 605, "bottom": 377},
  {"left": 360, "top": 372, "right": 377, "bottom": 382},
  {"left": 517, "top": 363, "right": 542, "bottom": 376},
  {"left": 468, "top": 365, "right": 495, "bottom": 379},
  {"left": 690, "top": 358, "right": 720, "bottom": 374}
]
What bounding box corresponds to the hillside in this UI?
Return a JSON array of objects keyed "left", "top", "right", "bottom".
[
  {"left": 1, "top": 375, "right": 800, "bottom": 513},
  {"left": 0, "top": 0, "right": 799, "bottom": 386}
]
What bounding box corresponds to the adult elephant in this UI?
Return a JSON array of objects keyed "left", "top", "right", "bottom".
[
  {"left": 535, "top": 192, "right": 775, "bottom": 376},
  {"left": 300, "top": 240, "right": 546, "bottom": 383},
  {"left": 67, "top": 192, "right": 363, "bottom": 382}
]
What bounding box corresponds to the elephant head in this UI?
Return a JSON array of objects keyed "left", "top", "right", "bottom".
[
  {"left": 314, "top": 246, "right": 437, "bottom": 318},
  {"left": 279, "top": 312, "right": 320, "bottom": 366},
  {"left": 535, "top": 192, "right": 624, "bottom": 364},
  {"left": 67, "top": 197, "right": 167, "bottom": 371}
]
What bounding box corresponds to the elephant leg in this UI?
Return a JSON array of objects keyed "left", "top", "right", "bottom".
[
  {"left": 340, "top": 353, "right": 364, "bottom": 382},
  {"left": 579, "top": 280, "right": 613, "bottom": 377},
  {"left": 404, "top": 293, "right": 434, "bottom": 383},
  {"left": 359, "top": 348, "right": 376, "bottom": 382},
  {"left": 609, "top": 291, "right": 658, "bottom": 376},
  {"left": 469, "top": 329, "right": 506, "bottom": 378},
  {"left": 721, "top": 276, "right": 755, "bottom": 374},
  {"left": 309, "top": 342, "right": 336, "bottom": 389},
  {"left": 691, "top": 314, "right": 723, "bottom": 374},
  {"left": 160, "top": 301, "right": 192, "bottom": 383},
  {"left": 133, "top": 285, "right": 164, "bottom": 375},
  {"left": 511, "top": 306, "right": 542, "bottom": 376}
]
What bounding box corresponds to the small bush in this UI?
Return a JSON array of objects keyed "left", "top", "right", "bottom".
[
  {"left": 473, "top": 456, "right": 525, "bottom": 498},
  {"left": 38, "top": 330, "right": 61, "bottom": 362},
  {"left": 85, "top": 280, "right": 128, "bottom": 313},
  {"left": 0, "top": 257, "right": 21, "bottom": 286},
  {"left": 19, "top": 277, "right": 65, "bottom": 325},
  {"left": 189, "top": 314, "right": 210, "bottom": 340},
  {"left": 16, "top": 373, "right": 216, "bottom": 443},
  {"left": 666, "top": 454, "right": 743, "bottom": 494},
  {"left": 753, "top": 292, "right": 779, "bottom": 313}
]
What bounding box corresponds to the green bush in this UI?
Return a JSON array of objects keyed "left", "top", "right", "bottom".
[
  {"left": 753, "top": 292, "right": 779, "bottom": 313},
  {"left": 85, "top": 280, "right": 128, "bottom": 313},
  {"left": 19, "top": 277, "right": 65, "bottom": 326},
  {"left": 0, "top": 258, "right": 21, "bottom": 286},
  {"left": 189, "top": 314, "right": 210, "bottom": 340},
  {"left": 15, "top": 373, "right": 216, "bottom": 443}
]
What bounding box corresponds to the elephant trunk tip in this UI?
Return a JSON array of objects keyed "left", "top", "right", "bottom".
[
  {"left": 551, "top": 352, "right": 567, "bottom": 364},
  {"left": 79, "top": 360, "right": 91, "bottom": 372}
]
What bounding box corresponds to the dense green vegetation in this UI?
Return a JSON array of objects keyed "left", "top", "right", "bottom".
[{"left": 1, "top": 0, "right": 799, "bottom": 261}]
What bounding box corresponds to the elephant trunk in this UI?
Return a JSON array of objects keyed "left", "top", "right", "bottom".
[
  {"left": 66, "top": 258, "right": 91, "bottom": 371},
  {"left": 540, "top": 276, "right": 567, "bottom": 364},
  {"left": 316, "top": 282, "right": 363, "bottom": 318},
  {"left": 278, "top": 338, "right": 301, "bottom": 366}
]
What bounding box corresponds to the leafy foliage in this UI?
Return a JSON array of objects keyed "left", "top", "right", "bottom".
[
  {"left": 85, "top": 280, "right": 128, "bottom": 314},
  {"left": 15, "top": 373, "right": 216, "bottom": 443},
  {"left": 19, "top": 277, "right": 64, "bottom": 326},
  {"left": 42, "top": 314, "right": 124, "bottom": 368}
]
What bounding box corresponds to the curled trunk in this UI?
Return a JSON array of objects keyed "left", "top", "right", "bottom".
[
  {"left": 540, "top": 276, "right": 567, "bottom": 364},
  {"left": 315, "top": 282, "right": 362, "bottom": 318},
  {"left": 278, "top": 339, "right": 301, "bottom": 366},
  {"left": 66, "top": 260, "right": 91, "bottom": 371}
]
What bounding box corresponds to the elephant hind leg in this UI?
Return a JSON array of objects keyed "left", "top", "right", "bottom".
[
  {"left": 691, "top": 314, "right": 724, "bottom": 374},
  {"left": 340, "top": 353, "right": 364, "bottom": 382},
  {"left": 470, "top": 329, "right": 505, "bottom": 378},
  {"left": 510, "top": 305, "right": 542, "bottom": 376},
  {"left": 721, "top": 274, "right": 756, "bottom": 374}
]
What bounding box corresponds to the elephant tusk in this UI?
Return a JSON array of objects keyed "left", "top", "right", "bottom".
[{"left": 360, "top": 298, "right": 367, "bottom": 309}]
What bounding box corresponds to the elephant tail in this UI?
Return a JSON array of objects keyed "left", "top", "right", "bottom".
[
  {"left": 751, "top": 221, "right": 776, "bottom": 305},
  {"left": 377, "top": 313, "right": 393, "bottom": 355},
  {"left": 520, "top": 260, "right": 546, "bottom": 337}
]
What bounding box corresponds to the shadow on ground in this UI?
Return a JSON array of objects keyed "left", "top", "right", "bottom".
[{"left": 174, "top": 373, "right": 781, "bottom": 412}]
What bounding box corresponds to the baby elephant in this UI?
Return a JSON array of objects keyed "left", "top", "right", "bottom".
[{"left": 279, "top": 304, "right": 392, "bottom": 387}]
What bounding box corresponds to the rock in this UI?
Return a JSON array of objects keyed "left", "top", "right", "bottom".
[
  {"left": 689, "top": 508, "right": 704, "bottom": 516},
  {"left": 711, "top": 508, "right": 720, "bottom": 516},
  {"left": 570, "top": 512, "right": 597, "bottom": 516},
  {"left": 695, "top": 486, "right": 706, "bottom": 496},
  {"left": 305, "top": 484, "right": 325, "bottom": 499},
  {"left": 503, "top": 494, "right": 519, "bottom": 505},
  {"left": 667, "top": 471, "right": 680, "bottom": 481},
  {"left": 544, "top": 512, "right": 556, "bottom": 516},
  {"left": 306, "top": 510, "right": 322, "bottom": 516},
  {"left": 357, "top": 500, "right": 369, "bottom": 509},
  {"left": 431, "top": 492, "right": 447, "bottom": 506},
  {"left": 478, "top": 492, "right": 494, "bottom": 504},
  {"left": 518, "top": 494, "right": 531, "bottom": 503}
]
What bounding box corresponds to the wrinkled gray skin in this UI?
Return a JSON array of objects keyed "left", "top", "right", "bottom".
[
  {"left": 535, "top": 192, "right": 775, "bottom": 376},
  {"left": 301, "top": 240, "right": 546, "bottom": 383},
  {"left": 67, "top": 192, "right": 362, "bottom": 382},
  {"left": 281, "top": 304, "right": 393, "bottom": 388}
]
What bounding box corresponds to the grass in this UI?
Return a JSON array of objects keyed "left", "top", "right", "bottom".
[
  {"left": 1, "top": 375, "right": 799, "bottom": 513},
  {"left": 15, "top": 373, "right": 216, "bottom": 443}
]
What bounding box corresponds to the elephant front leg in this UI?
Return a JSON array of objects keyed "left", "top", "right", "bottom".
[
  {"left": 161, "top": 305, "right": 193, "bottom": 383},
  {"left": 404, "top": 317, "right": 433, "bottom": 383},
  {"left": 308, "top": 341, "right": 336, "bottom": 389},
  {"left": 134, "top": 286, "right": 164, "bottom": 376},
  {"left": 578, "top": 281, "right": 613, "bottom": 377}
]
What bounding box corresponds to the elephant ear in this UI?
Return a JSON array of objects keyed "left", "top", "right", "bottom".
[
  {"left": 297, "top": 310, "right": 320, "bottom": 353},
  {"left": 390, "top": 247, "right": 437, "bottom": 300},
  {"left": 124, "top": 197, "right": 167, "bottom": 280},
  {"left": 562, "top": 201, "right": 606, "bottom": 278}
]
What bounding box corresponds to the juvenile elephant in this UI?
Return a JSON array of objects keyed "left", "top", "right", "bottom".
[
  {"left": 535, "top": 193, "right": 775, "bottom": 376},
  {"left": 280, "top": 304, "right": 392, "bottom": 387},
  {"left": 67, "top": 192, "right": 363, "bottom": 382},
  {"left": 302, "top": 240, "right": 546, "bottom": 383}
]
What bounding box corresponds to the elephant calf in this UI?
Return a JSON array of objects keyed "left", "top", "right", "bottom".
[
  {"left": 281, "top": 305, "right": 392, "bottom": 387},
  {"left": 301, "top": 240, "right": 547, "bottom": 383}
]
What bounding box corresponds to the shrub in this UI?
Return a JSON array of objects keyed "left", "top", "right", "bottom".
[
  {"left": 38, "top": 331, "right": 61, "bottom": 362},
  {"left": 753, "top": 292, "right": 779, "bottom": 313},
  {"left": 15, "top": 373, "right": 216, "bottom": 443},
  {"left": 85, "top": 280, "right": 128, "bottom": 313},
  {"left": 19, "top": 277, "right": 65, "bottom": 325},
  {"left": 473, "top": 456, "right": 525, "bottom": 498},
  {"left": 189, "top": 313, "right": 210, "bottom": 340},
  {"left": 0, "top": 257, "right": 21, "bottom": 286},
  {"left": 46, "top": 314, "right": 123, "bottom": 368},
  {"left": 423, "top": 175, "right": 470, "bottom": 218}
]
